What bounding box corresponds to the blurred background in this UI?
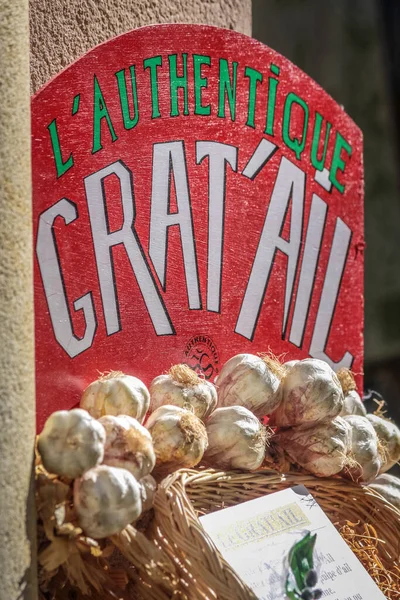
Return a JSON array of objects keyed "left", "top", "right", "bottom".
[{"left": 253, "top": 0, "right": 400, "bottom": 429}]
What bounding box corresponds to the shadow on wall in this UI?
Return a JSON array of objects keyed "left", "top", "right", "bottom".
[{"left": 252, "top": 0, "right": 400, "bottom": 424}]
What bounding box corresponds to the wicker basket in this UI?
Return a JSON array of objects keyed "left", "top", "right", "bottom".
[
  {"left": 37, "top": 465, "right": 400, "bottom": 599},
  {"left": 152, "top": 467, "right": 400, "bottom": 599}
]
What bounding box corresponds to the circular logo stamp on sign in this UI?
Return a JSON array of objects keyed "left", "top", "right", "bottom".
[{"left": 183, "top": 334, "right": 220, "bottom": 381}]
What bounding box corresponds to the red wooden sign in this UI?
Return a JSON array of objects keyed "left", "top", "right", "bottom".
[{"left": 32, "top": 24, "right": 364, "bottom": 431}]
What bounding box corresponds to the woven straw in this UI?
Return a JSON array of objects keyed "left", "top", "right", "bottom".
[
  {"left": 152, "top": 467, "right": 400, "bottom": 599},
  {"left": 38, "top": 462, "right": 400, "bottom": 599}
]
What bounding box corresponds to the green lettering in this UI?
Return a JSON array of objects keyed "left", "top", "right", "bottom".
[
  {"left": 72, "top": 94, "right": 80, "bottom": 115},
  {"left": 92, "top": 75, "right": 118, "bottom": 154},
  {"left": 244, "top": 67, "right": 263, "bottom": 128},
  {"left": 168, "top": 54, "right": 189, "bottom": 117},
  {"left": 48, "top": 119, "right": 73, "bottom": 178},
  {"left": 143, "top": 55, "right": 162, "bottom": 118},
  {"left": 329, "top": 131, "right": 352, "bottom": 193},
  {"left": 271, "top": 64, "right": 280, "bottom": 76},
  {"left": 264, "top": 64, "right": 280, "bottom": 136},
  {"left": 193, "top": 54, "right": 211, "bottom": 116},
  {"left": 115, "top": 66, "right": 139, "bottom": 130},
  {"left": 282, "top": 92, "right": 309, "bottom": 160},
  {"left": 218, "top": 58, "right": 238, "bottom": 121},
  {"left": 311, "top": 112, "right": 332, "bottom": 171}
]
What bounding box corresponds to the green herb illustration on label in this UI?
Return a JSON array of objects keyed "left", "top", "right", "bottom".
[{"left": 285, "top": 532, "right": 323, "bottom": 599}]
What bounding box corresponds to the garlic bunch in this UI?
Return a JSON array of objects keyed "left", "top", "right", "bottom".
[
  {"left": 80, "top": 371, "right": 150, "bottom": 423},
  {"left": 366, "top": 414, "right": 400, "bottom": 473},
  {"left": 342, "top": 415, "right": 381, "bottom": 483},
  {"left": 99, "top": 415, "right": 155, "bottom": 479},
  {"left": 38, "top": 408, "right": 105, "bottom": 478},
  {"left": 368, "top": 473, "right": 400, "bottom": 510},
  {"left": 270, "top": 359, "right": 344, "bottom": 427},
  {"left": 276, "top": 416, "right": 351, "bottom": 477},
  {"left": 216, "top": 354, "right": 281, "bottom": 417},
  {"left": 150, "top": 364, "right": 217, "bottom": 420},
  {"left": 74, "top": 465, "right": 142, "bottom": 539},
  {"left": 204, "top": 406, "right": 267, "bottom": 470},
  {"left": 139, "top": 474, "right": 157, "bottom": 513},
  {"left": 145, "top": 405, "right": 208, "bottom": 476}
]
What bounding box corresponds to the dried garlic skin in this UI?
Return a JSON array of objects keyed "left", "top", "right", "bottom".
[
  {"left": 271, "top": 358, "right": 344, "bottom": 427},
  {"left": 38, "top": 408, "right": 106, "bottom": 478},
  {"left": 368, "top": 473, "right": 400, "bottom": 510},
  {"left": 139, "top": 474, "right": 157, "bottom": 513},
  {"left": 342, "top": 415, "right": 381, "bottom": 483},
  {"left": 74, "top": 465, "right": 142, "bottom": 539},
  {"left": 340, "top": 390, "right": 367, "bottom": 417},
  {"left": 216, "top": 354, "right": 280, "bottom": 417},
  {"left": 145, "top": 405, "right": 208, "bottom": 476},
  {"left": 150, "top": 369, "right": 217, "bottom": 420},
  {"left": 99, "top": 415, "right": 155, "bottom": 479},
  {"left": 276, "top": 416, "right": 351, "bottom": 477},
  {"left": 366, "top": 413, "right": 400, "bottom": 473},
  {"left": 204, "top": 406, "right": 267, "bottom": 471},
  {"left": 80, "top": 373, "right": 150, "bottom": 423}
]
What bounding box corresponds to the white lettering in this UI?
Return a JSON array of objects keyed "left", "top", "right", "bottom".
[
  {"left": 196, "top": 141, "right": 238, "bottom": 312},
  {"left": 36, "top": 199, "right": 97, "bottom": 357},
  {"left": 84, "top": 160, "right": 173, "bottom": 336},
  {"left": 290, "top": 193, "right": 327, "bottom": 347},
  {"left": 149, "top": 141, "right": 201, "bottom": 309},
  {"left": 236, "top": 157, "right": 305, "bottom": 340},
  {"left": 309, "top": 217, "right": 353, "bottom": 368}
]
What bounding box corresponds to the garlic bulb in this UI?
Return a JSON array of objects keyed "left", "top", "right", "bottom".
[
  {"left": 366, "top": 414, "right": 400, "bottom": 473},
  {"left": 276, "top": 416, "right": 351, "bottom": 477},
  {"left": 150, "top": 364, "right": 217, "bottom": 420},
  {"left": 99, "top": 415, "right": 155, "bottom": 479},
  {"left": 139, "top": 474, "right": 157, "bottom": 513},
  {"left": 74, "top": 465, "right": 142, "bottom": 539},
  {"left": 283, "top": 359, "right": 299, "bottom": 371},
  {"left": 38, "top": 408, "right": 105, "bottom": 478},
  {"left": 204, "top": 406, "right": 267, "bottom": 470},
  {"left": 337, "top": 368, "right": 365, "bottom": 416},
  {"left": 342, "top": 415, "right": 381, "bottom": 483},
  {"left": 216, "top": 354, "right": 281, "bottom": 417},
  {"left": 270, "top": 358, "right": 344, "bottom": 427},
  {"left": 80, "top": 371, "right": 150, "bottom": 423},
  {"left": 340, "top": 390, "right": 367, "bottom": 417},
  {"left": 368, "top": 473, "right": 400, "bottom": 510},
  {"left": 145, "top": 405, "right": 208, "bottom": 476}
]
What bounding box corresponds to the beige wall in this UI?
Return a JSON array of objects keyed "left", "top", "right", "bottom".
[
  {"left": 0, "top": 1, "right": 36, "bottom": 598},
  {"left": 30, "top": 0, "right": 252, "bottom": 93}
]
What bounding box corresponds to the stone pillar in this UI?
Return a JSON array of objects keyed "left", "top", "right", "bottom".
[
  {"left": 26, "top": 2, "right": 251, "bottom": 598},
  {"left": 30, "top": 0, "right": 252, "bottom": 93},
  {"left": 0, "top": 1, "right": 37, "bottom": 599}
]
